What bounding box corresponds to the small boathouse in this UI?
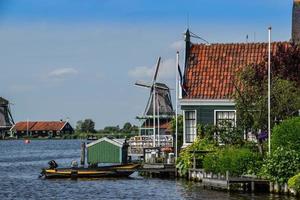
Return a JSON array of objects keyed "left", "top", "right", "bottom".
[{"left": 87, "top": 137, "right": 128, "bottom": 165}]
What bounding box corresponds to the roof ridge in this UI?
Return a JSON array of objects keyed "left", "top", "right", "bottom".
[
  {"left": 192, "top": 41, "right": 290, "bottom": 46},
  {"left": 16, "top": 120, "right": 66, "bottom": 123}
]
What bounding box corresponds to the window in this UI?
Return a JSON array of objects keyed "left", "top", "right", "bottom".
[
  {"left": 185, "top": 110, "right": 197, "bottom": 143},
  {"left": 215, "top": 110, "right": 236, "bottom": 127}
]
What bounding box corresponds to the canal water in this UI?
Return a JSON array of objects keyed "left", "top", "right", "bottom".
[{"left": 0, "top": 140, "right": 296, "bottom": 200}]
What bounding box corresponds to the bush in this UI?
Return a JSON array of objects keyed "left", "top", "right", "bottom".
[
  {"left": 260, "top": 147, "right": 300, "bottom": 184},
  {"left": 217, "top": 123, "right": 245, "bottom": 146},
  {"left": 288, "top": 173, "right": 300, "bottom": 192},
  {"left": 203, "top": 147, "right": 262, "bottom": 176},
  {"left": 176, "top": 137, "right": 216, "bottom": 176},
  {"left": 272, "top": 117, "right": 300, "bottom": 152}
]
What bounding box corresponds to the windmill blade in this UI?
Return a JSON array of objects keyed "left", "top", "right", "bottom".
[
  {"left": 135, "top": 81, "right": 152, "bottom": 89},
  {"left": 8, "top": 107, "right": 15, "bottom": 124},
  {"left": 152, "top": 57, "right": 161, "bottom": 83},
  {"left": 154, "top": 83, "right": 169, "bottom": 91},
  {"left": 144, "top": 91, "right": 153, "bottom": 116}
]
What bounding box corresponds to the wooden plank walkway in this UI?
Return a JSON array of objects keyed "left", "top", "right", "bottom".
[{"left": 189, "top": 168, "right": 269, "bottom": 192}]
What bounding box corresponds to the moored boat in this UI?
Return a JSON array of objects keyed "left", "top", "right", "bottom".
[{"left": 40, "top": 162, "right": 140, "bottom": 179}]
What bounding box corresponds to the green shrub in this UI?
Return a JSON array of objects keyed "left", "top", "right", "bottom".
[
  {"left": 260, "top": 147, "right": 300, "bottom": 184},
  {"left": 272, "top": 117, "right": 300, "bottom": 152},
  {"left": 288, "top": 173, "right": 300, "bottom": 192},
  {"left": 176, "top": 137, "right": 216, "bottom": 176},
  {"left": 203, "top": 147, "right": 262, "bottom": 176},
  {"left": 217, "top": 121, "right": 245, "bottom": 146}
]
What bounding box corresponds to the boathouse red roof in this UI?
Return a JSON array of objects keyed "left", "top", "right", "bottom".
[
  {"left": 183, "top": 42, "right": 290, "bottom": 99},
  {"left": 11, "top": 121, "right": 67, "bottom": 131}
]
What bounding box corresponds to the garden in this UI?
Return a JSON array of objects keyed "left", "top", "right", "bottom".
[{"left": 176, "top": 43, "right": 300, "bottom": 195}]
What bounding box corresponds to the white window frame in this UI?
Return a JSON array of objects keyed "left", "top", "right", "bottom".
[
  {"left": 183, "top": 109, "right": 197, "bottom": 145},
  {"left": 214, "top": 110, "right": 237, "bottom": 127}
]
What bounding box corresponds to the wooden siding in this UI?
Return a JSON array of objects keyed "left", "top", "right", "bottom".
[
  {"left": 87, "top": 140, "right": 121, "bottom": 164},
  {"left": 181, "top": 105, "right": 236, "bottom": 125}
]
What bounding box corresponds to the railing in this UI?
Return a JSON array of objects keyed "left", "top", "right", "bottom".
[{"left": 128, "top": 135, "right": 173, "bottom": 155}]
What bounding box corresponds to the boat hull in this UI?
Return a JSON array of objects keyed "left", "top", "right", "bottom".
[{"left": 41, "top": 164, "right": 140, "bottom": 179}]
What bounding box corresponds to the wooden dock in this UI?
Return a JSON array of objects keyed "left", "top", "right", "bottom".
[
  {"left": 189, "top": 168, "right": 269, "bottom": 192},
  {"left": 138, "top": 164, "right": 176, "bottom": 178}
]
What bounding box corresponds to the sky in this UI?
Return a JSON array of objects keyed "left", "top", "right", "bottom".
[{"left": 0, "top": 0, "right": 294, "bottom": 129}]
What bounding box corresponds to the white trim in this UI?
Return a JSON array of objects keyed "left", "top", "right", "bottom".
[
  {"left": 0, "top": 126, "right": 12, "bottom": 128},
  {"left": 60, "top": 121, "right": 69, "bottom": 131},
  {"left": 213, "top": 110, "right": 237, "bottom": 126},
  {"left": 86, "top": 137, "right": 123, "bottom": 148},
  {"left": 180, "top": 99, "right": 235, "bottom": 106},
  {"left": 183, "top": 109, "right": 197, "bottom": 145}
]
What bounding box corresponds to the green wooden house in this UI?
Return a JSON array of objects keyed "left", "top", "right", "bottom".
[
  {"left": 180, "top": 24, "right": 298, "bottom": 147},
  {"left": 86, "top": 137, "right": 128, "bottom": 165}
]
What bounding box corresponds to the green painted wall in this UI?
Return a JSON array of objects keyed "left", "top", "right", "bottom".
[
  {"left": 181, "top": 105, "right": 236, "bottom": 125},
  {"left": 87, "top": 140, "right": 121, "bottom": 164}
]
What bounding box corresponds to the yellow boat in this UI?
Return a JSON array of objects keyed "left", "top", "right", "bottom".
[{"left": 41, "top": 163, "right": 140, "bottom": 179}]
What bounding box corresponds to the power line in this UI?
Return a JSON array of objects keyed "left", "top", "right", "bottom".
[{"left": 189, "top": 31, "right": 210, "bottom": 45}]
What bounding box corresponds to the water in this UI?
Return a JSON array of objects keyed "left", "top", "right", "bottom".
[{"left": 0, "top": 140, "right": 296, "bottom": 200}]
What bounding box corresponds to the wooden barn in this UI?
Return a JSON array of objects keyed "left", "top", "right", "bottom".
[{"left": 10, "top": 121, "right": 74, "bottom": 138}]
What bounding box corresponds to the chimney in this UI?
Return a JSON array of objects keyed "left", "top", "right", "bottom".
[
  {"left": 292, "top": 0, "right": 300, "bottom": 43},
  {"left": 184, "top": 29, "right": 191, "bottom": 68}
]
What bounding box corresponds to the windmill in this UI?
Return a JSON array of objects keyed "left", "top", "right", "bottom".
[
  {"left": 0, "top": 97, "right": 15, "bottom": 138},
  {"left": 135, "top": 57, "right": 174, "bottom": 147}
]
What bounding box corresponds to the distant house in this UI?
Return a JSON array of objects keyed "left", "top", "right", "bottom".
[
  {"left": 180, "top": 0, "right": 300, "bottom": 147},
  {"left": 11, "top": 121, "right": 74, "bottom": 138}
]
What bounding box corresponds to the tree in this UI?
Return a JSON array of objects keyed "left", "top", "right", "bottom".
[
  {"left": 104, "top": 126, "right": 119, "bottom": 133},
  {"left": 80, "top": 119, "right": 96, "bottom": 133},
  {"left": 122, "top": 122, "right": 132, "bottom": 132},
  {"left": 170, "top": 115, "right": 183, "bottom": 135},
  {"left": 235, "top": 71, "right": 300, "bottom": 133},
  {"left": 170, "top": 115, "right": 184, "bottom": 150},
  {"left": 75, "top": 120, "right": 83, "bottom": 132},
  {"left": 233, "top": 44, "right": 300, "bottom": 153}
]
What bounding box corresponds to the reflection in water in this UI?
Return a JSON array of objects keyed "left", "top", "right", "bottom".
[{"left": 0, "top": 140, "right": 296, "bottom": 200}]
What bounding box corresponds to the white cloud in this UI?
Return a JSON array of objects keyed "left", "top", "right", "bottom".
[
  {"left": 128, "top": 66, "right": 154, "bottom": 79},
  {"left": 170, "top": 40, "right": 185, "bottom": 51},
  {"left": 48, "top": 68, "right": 78, "bottom": 79},
  {"left": 128, "top": 58, "right": 175, "bottom": 80}
]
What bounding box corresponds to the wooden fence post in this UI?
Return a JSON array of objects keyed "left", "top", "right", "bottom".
[
  {"left": 80, "top": 142, "right": 86, "bottom": 166},
  {"left": 226, "top": 171, "right": 230, "bottom": 191}
]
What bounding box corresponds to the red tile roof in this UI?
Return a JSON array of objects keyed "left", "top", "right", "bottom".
[
  {"left": 12, "top": 121, "right": 67, "bottom": 131},
  {"left": 183, "top": 42, "right": 290, "bottom": 99}
]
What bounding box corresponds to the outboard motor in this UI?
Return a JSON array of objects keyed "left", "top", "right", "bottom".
[{"left": 48, "top": 160, "right": 58, "bottom": 169}]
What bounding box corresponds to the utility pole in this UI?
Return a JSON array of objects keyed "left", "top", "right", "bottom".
[
  {"left": 175, "top": 51, "right": 179, "bottom": 159},
  {"left": 268, "top": 27, "right": 272, "bottom": 155}
]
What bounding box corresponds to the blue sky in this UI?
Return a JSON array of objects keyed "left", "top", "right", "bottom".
[{"left": 0, "top": 0, "right": 294, "bottom": 128}]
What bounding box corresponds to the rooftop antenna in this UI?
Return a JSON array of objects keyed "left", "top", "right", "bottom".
[
  {"left": 254, "top": 32, "right": 256, "bottom": 42},
  {"left": 246, "top": 34, "right": 249, "bottom": 43},
  {"left": 187, "top": 12, "right": 190, "bottom": 29},
  {"left": 189, "top": 31, "right": 210, "bottom": 45}
]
